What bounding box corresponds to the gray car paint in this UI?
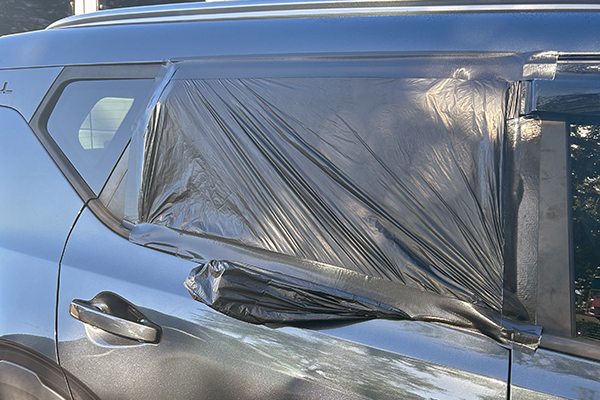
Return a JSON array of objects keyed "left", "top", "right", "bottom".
[
  {"left": 512, "top": 349, "right": 600, "bottom": 399},
  {"left": 0, "top": 68, "right": 62, "bottom": 122},
  {"left": 58, "top": 208, "right": 510, "bottom": 400},
  {"left": 1, "top": 11, "right": 600, "bottom": 70},
  {"left": 0, "top": 106, "right": 83, "bottom": 397}
]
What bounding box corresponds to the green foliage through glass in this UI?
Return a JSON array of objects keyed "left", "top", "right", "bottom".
[{"left": 571, "top": 124, "right": 600, "bottom": 342}]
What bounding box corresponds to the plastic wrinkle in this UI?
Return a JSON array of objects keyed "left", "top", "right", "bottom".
[{"left": 185, "top": 260, "right": 410, "bottom": 323}]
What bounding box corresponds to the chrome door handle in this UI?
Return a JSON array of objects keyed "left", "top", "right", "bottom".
[{"left": 69, "top": 292, "right": 161, "bottom": 343}]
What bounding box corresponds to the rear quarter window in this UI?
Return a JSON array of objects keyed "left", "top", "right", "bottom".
[{"left": 47, "top": 79, "right": 153, "bottom": 193}]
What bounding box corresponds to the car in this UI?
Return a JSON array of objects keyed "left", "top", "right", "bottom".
[{"left": 1, "top": 1, "right": 600, "bottom": 399}]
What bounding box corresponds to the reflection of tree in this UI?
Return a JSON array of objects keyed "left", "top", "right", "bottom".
[
  {"left": 0, "top": 0, "right": 199, "bottom": 36},
  {"left": 0, "top": 0, "right": 69, "bottom": 36},
  {"left": 570, "top": 124, "right": 600, "bottom": 314}
]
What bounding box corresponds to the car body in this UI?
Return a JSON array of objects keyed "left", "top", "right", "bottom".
[{"left": 1, "top": 1, "right": 600, "bottom": 399}]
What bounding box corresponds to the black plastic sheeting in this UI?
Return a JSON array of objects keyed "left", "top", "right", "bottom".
[
  {"left": 185, "top": 260, "right": 410, "bottom": 323},
  {"left": 130, "top": 58, "right": 546, "bottom": 349},
  {"left": 183, "top": 258, "right": 541, "bottom": 350},
  {"left": 140, "top": 77, "right": 506, "bottom": 311}
]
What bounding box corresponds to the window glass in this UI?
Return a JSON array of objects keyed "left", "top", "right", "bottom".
[
  {"left": 78, "top": 97, "right": 135, "bottom": 150},
  {"left": 47, "top": 79, "right": 153, "bottom": 193},
  {"left": 571, "top": 123, "right": 600, "bottom": 342}
]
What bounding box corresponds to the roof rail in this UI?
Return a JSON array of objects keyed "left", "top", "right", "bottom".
[
  {"left": 46, "top": 0, "right": 384, "bottom": 29},
  {"left": 47, "top": 0, "right": 600, "bottom": 29}
]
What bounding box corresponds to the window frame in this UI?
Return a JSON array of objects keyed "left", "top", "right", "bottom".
[
  {"left": 30, "top": 63, "right": 162, "bottom": 237},
  {"left": 533, "top": 112, "right": 600, "bottom": 361}
]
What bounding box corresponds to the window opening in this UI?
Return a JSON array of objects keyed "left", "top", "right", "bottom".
[
  {"left": 571, "top": 123, "right": 600, "bottom": 342},
  {"left": 47, "top": 79, "right": 153, "bottom": 193}
]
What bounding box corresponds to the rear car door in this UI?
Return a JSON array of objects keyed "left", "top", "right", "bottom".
[
  {"left": 56, "top": 209, "right": 510, "bottom": 400},
  {"left": 41, "top": 60, "right": 514, "bottom": 399}
]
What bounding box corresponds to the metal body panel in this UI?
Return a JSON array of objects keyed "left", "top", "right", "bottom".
[
  {"left": 512, "top": 347, "right": 600, "bottom": 399},
  {"left": 0, "top": 67, "right": 62, "bottom": 121},
  {"left": 57, "top": 208, "right": 509, "bottom": 400},
  {"left": 0, "top": 2, "right": 598, "bottom": 398},
  {"left": 44, "top": 1, "right": 600, "bottom": 30},
  {"left": 0, "top": 106, "right": 82, "bottom": 359},
  {"left": 0, "top": 106, "right": 83, "bottom": 398},
  {"left": 3, "top": 11, "right": 600, "bottom": 69}
]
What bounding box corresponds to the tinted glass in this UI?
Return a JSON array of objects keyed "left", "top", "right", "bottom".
[
  {"left": 47, "top": 79, "right": 153, "bottom": 193},
  {"left": 571, "top": 123, "right": 600, "bottom": 342}
]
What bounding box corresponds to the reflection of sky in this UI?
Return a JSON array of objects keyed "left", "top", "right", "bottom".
[
  {"left": 189, "top": 309, "right": 505, "bottom": 400},
  {"left": 513, "top": 349, "right": 600, "bottom": 399}
]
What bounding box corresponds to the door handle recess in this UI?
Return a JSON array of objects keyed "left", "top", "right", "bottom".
[{"left": 69, "top": 292, "right": 161, "bottom": 344}]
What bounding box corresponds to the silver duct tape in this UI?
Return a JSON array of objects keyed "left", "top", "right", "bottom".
[
  {"left": 505, "top": 118, "right": 542, "bottom": 321},
  {"left": 522, "top": 51, "right": 558, "bottom": 81}
]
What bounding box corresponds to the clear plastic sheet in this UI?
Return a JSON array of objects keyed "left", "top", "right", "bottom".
[{"left": 127, "top": 55, "right": 549, "bottom": 348}]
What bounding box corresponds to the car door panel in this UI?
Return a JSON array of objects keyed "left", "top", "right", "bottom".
[
  {"left": 0, "top": 67, "right": 62, "bottom": 121},
  {"left": 512, "top": 348, "right": 600, "bottom": 399},
  {"left": 0, "top": 106, "right": 84, "bottom": 399},
  {"left": 57, "top": 208, "right": 509, "bottom": 400}
]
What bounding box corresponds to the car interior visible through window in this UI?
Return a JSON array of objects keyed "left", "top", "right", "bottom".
[{"left": 46, "top": 78, "right": 153, "bottom": 193}]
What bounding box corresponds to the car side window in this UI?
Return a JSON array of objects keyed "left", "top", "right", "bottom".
[
  {"left": 46, "top": 79, "right": 153, "bottom": 193},
  {"left": 571, "top": 123, "right": 600, "bottom": 343}
]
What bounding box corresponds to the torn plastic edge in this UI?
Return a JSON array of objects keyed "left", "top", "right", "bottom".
[
  {"left": 124, "top": 61, "right": 179, "bottom": 224},
  {"left": 131, "top": 223, "right": 542, "bottom": 350}
]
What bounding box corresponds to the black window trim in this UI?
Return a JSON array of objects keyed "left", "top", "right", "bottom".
[{"left": 29, "top": 63, "right": 162, "bottom": 238}]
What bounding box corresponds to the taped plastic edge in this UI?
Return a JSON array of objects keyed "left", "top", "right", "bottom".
[
  {"left": 522, "top": 51, "right": 558, "bottom": 81},
  {"left": 124, "top": 62, "right": 179, "bottom": 224}
]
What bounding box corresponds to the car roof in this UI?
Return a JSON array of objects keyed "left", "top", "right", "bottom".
[
  {"left": 2, "top": 0, "right": 600, "bottom": 70},
  {"left": 47, "top": 0, "right": 600, "bottom": 29}
]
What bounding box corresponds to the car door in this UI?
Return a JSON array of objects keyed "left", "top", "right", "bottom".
[
  {"left": 56, "top": 208, "right": 510, "bottom": 400},
  {"left": 39, "top": 60, "right": 515, "bottom": 400}
]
